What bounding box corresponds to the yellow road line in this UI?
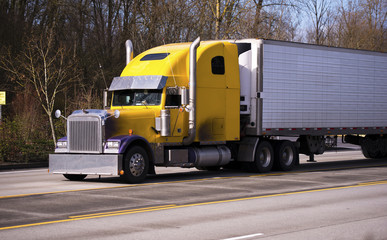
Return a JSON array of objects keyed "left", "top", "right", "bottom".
[
  {"left": 1, "top": 180, "right": 387, "bottom": 231},
  {"left": 0, "top": 185, "right": 136, "bottom": 199},
  {"left": 1, "top": 163, "right": 387, "bottom": 200},
  {"left": 0, "top": 179, "right": 210, "bottom": 199},
  {"left": 67, "top": 205, "right": 181, "bottom": 220},
  {"left": 357, "top": 180, "right": 387, "bottom": 186},
  {"left": 68, "top": 204, "right": 177, "bottom": 219}
]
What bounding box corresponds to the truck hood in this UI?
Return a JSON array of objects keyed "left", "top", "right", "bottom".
[{"left": 105, "top": 108, "right": 159, "bottom": 141}]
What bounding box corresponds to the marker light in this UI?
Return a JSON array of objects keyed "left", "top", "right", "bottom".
[{"left": 129, "top": 129, "right": 133, "bottom": 136}]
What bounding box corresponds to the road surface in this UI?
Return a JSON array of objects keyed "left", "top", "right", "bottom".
[{"left": 0, "top": 150, "right": 386, "bottom": 240}]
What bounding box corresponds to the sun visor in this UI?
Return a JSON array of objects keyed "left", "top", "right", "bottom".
[{"left": 109, "top": 75, "right": 168, "bottom": 91}]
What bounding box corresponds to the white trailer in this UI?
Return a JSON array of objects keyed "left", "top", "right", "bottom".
[{"left": 233, "top": 39, "right": 387, "bottom": 166}]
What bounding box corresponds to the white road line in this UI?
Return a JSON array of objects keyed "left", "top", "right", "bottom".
[{"left": 222, "top": 233, "right": 264, "bottom": 240}]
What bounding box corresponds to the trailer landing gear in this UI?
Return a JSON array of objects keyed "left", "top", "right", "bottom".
[{"left": 298, "top": 135, "right": 325, "bottom": 162}]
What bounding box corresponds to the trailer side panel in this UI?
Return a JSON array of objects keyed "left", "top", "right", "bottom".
[{"left": 260, "top": 40, "right": 387, "bottom": 134}]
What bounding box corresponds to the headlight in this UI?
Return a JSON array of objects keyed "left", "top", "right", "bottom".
[
  {"left": 107, "top": 141, "right": 120, "bottom": 149},
  {"left": 56, "top": 141, "right": 68, "bottom": 148}
]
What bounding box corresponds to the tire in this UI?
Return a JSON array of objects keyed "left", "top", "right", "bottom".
[
  {"left": 274, "top": 140, "right": 297, "bottom": 171},
  {"left": 379, "top": 138, "right": 387, "bottom": 158},
  {"left": 248, "top": 141, "right": 274, "bottom": 173},
  {"left": 121, "top": 146, "right": 149, "bottom": 183},
  {"left": 63, "top": 174, "right": 87, "bottom": 181},
  {"left": 361, "top": 135, "right": 382, "bottom": 159}
]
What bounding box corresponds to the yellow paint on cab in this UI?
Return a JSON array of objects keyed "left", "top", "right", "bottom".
[{"left": 110, "top": 40, "right": 240, "bottom": 143}]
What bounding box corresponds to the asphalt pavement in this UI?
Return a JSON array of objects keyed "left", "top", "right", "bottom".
[{"left": 0, "top": 150, "right": 386, "bottom": 240}]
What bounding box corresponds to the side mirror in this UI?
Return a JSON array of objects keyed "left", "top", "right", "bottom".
[
  {"left": 103, "top": 89, "right": 109, "bottom": 109},
  {"left": 55, "top": 110, "right": 61, "bottom": 119},
  {"left": 114, "top": 110, "right": 120, "bottom": 118}
]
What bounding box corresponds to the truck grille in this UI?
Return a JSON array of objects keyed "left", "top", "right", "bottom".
[{"left": 68, "top": 116, "right": 102, "bottom": 153}]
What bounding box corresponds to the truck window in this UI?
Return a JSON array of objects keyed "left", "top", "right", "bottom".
[
  {"left": 112, "top": 89, "right": 162, "bottom": 106},
  {"left": 211, "top": 56, "right": 225, "bottom": 75}
]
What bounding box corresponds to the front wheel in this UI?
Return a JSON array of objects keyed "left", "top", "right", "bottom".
[
  {"left": 121, "top": 146, "right": 149, "bottom": 183},
  {"left": 63, "top": 174, "right": 87, "bottom": 181}
]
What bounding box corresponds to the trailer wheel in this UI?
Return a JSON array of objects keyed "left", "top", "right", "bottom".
[
  {"left": 248, "top": 141, "right": 274, "bottom": 173},
  {"left": 379, "top": 138, "right": 387, "bottom": 158},
  {"left": 121, "top": 146, "right": 149, "bottom": 183},
  {"left": 274, "top": 141, "right": 297, "bottom": 171},
  {"left": 63, "top": 174, "right": 87, "bottom": 181},
  {"left": 361, "top": 135, "right": 382, "bottom": 159}
]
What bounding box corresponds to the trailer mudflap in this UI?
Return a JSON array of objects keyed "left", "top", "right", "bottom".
[
  {"left": 237, "top": 136, "right": 260, "bottom": 162},
  {"left": 49, "top": 154, "right": 123, "bottom": 176}
]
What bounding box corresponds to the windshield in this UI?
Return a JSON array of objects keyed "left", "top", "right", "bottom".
[{"left": 112, "top": 89, "right": 162, "bottom": 106}]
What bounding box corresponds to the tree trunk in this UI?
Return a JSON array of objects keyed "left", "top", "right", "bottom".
[
  {"left": 252, "top": 0, "right": 264, "bottom": 37},
  {"left": 215, "top": 0, "right": 221, "bottom": 39},
  {"left": 48, "top": 113, "right": 56, "bottom": 146}
]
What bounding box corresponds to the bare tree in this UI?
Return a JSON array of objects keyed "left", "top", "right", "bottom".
[
  {"left": 335, "top": 0, "right": 386, "bottom": 51},
  {"left": 361, "top": 0, "right": 386, "bottom": 51},
  {"left": 0, "top": 28, "right": 77, "bottom": 145},
  {"left": 251, "top": 0, "right": 264, "bottom": 37},
  {"left": 238, "top": 0, "right": 301, "bottom": 40},
  {"left": 304, "top": 0, "right": 331, "bottom": 45},
  {"left": 207, "top": 0, "right": 245, "bottom": 39}
]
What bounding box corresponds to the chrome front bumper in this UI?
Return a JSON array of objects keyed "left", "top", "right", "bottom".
[{"left": 49, "top": 154, "right": 123, "bottom": 176}]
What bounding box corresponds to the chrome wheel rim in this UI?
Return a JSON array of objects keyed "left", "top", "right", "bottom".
[
  {"left": 259, "top": 147, "right": 271, "bottom": 168},
  {"left": 129, "top": 153, "right": 145, "bottom": 177},
  {"left": 282, "top": 146, "right": 294, "bottom": 166}
]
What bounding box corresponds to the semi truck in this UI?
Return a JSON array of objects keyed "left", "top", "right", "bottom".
[{"left": 49, "top": 37, "right": 387, "bottom": 183}]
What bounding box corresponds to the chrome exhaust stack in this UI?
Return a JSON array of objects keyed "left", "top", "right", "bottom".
[
  {"left": 183, "top": 37, "right": 200, "bottom": 145},
  {"left": 125, "top": 40, "right": 133, "bottom": 65}
]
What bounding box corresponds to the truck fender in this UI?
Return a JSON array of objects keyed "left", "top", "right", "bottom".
[
  {"left": 237, "top": 136, "right": 260, "bottom": 162},
  {"left": 108, "top": 135, "right": 156, "bottom": 174}
]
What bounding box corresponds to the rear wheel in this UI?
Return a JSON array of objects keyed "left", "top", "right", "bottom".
[
  {"left": 361, "top": 135, "right": 382, "bottom": 159},
  {"left": 274, "top": 140, "right": 297, "bottom": 171},
  {"left": 63, "top": 174, "right": 87, "bottom": 181},
  {"left": 121, "top": 146, "right": 149, "bottom": 183},
  {"left": 248, "top": 141, "right": 274, "bottom": 173}
]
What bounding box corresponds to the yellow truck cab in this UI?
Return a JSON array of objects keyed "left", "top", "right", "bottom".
[
  {"left": 50, "top": 38, "right": 241, "bottom": 183},
  {"left": 110, "top": 40, "right": 240, "bottom": 143}
]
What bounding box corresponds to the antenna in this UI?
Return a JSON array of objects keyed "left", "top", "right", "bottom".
[{"left": 98, "top": 62, "right": 108, "bottom": 89}]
